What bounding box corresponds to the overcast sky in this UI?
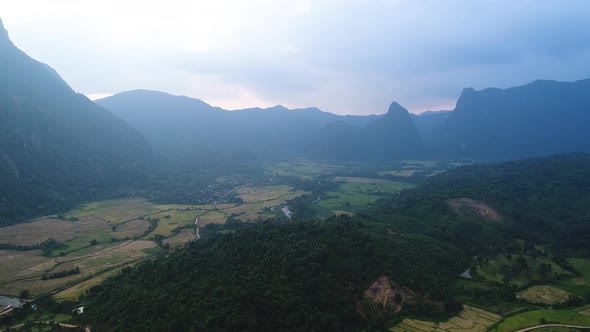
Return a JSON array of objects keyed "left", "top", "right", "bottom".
[{"left": 1, "top": 0, "right": 590, "bottom": 114}]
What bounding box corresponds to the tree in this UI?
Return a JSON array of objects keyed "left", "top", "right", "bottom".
[
  {"left": 90, "top": 239, "right": 98, "bottom": 246},
  {"left": 19, "top": 289, "right": 30, "bottom": 299}
]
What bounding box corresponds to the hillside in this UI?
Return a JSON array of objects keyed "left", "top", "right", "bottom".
[
  {"left": 435, "top": 79, "right": 590, "bottom": 160},
  {"left": 0, "top": 19, "right": 153, "bottom": 225},
  {"left": 367, "top": 153, "right": 590, "bottom": 255}
]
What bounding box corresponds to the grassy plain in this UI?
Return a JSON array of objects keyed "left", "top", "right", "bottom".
[
  {"left": 475, "top": 254, "right": 573, "bottom": 287},
  {"left": 266, "top": 160, "right": 346, "bottom": 179},
  {"left": 555, "top": 258, "right": 590, "bottom": 299},
  {"left": 319, "top": 177, "right": 414, "bottom": 213}
]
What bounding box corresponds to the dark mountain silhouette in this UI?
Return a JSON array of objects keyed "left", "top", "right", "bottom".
[
  {"left": 435, "top": 79, "right": 590, "bottom": 160},
  {"left": 361, "top": 102, "right": 424, "bottom": 160},
  {"left": 0, "top": 18, "right": 153, "bottom": 224},
  {"left": 97, "top": 90, "right": 423, "bottom": 162},
  {"left": 411, "top": 110, "right": 452, "bottom": 148}
]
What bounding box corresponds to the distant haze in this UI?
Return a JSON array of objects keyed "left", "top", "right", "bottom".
[{"left": 1, "top": 0, "right": 589, "bottom": 115}]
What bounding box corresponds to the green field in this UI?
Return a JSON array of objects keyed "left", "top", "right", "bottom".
[
  {"left": 554, "top": 258, "right": 590, "bottom": 299},
  {"left": 319, "top": 177, "right": 414, "bottom": 213},
  {"left": 474, "top": 254, "right": 573, "bottom": 287},
  {"left": 490, "top": 310, "right": 590, "bottom": 332},
  {"left": 266, "top": 160, "right": 346, "bottom": 179}
]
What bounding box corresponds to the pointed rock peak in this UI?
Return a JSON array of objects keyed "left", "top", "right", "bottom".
[{"left": 386, "top": 101, "right": 409, "bottom": 116}]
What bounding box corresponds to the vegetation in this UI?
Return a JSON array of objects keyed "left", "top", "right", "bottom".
[
  {"left": 42, "top": 267, "right": 80, "bottom": 280},
  {"left": 490, "top": 309, "right": 590, "bottom": 332},
  {"left": 81, "top": 219, "right": 465, "bottom": 331}
]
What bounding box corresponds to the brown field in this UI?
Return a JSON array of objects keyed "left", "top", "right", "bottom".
[
  {"left": 391, "top": 305, "right": 500, "bottom": 332},
  {"left": 66, "top": 198, "right": 161, "bottom": 224},
  {"left": 146, "top": 210, "right": 200, "bottom": 238},
  {"left": 236, "top": 185, "right": 294, "bottom": 203},
  {"left": 0, "top": 218, "right": 94, "bottom": 246},
  {"left": 198, "top": 211, "right": 227, "bottom": 227},
  {"left": 154, "top": 203, "right": 210, "bottom": 210},
  {"left": 0, "top": 240, "right": 157, "bottom": 296},
  {"left": 163, "top": 229, "right": 195, "bottom": 247},
  {"left": 115, "top": 219, "right": 150, "bottom": 239},
  {"left": 517, "top": 285, "right": 571, "bottom": 304}
]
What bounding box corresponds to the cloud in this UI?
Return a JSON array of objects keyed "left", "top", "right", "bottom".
[{"left": 1, "top": 0, "right": 589, "bottom": 114}]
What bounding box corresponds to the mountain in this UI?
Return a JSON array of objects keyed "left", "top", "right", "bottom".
[
  {"left": 411, "top": 110, "right": 452, "bottom": 148},
  {"left": 97, "top": 91, "right": 424, "bottom": 162},
  {"left": 435, "top": 79, "right": 590, "bottom": 160},
  {"left": 361, "top": 102, "right": 424, "bottom": 160},
  {"left": 0, "top": 18, "right": 153, "bottom": 225}
]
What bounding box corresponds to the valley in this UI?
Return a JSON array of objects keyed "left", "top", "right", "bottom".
[{"left": 1, "top": 10, "right": 590, "bottom": 331}]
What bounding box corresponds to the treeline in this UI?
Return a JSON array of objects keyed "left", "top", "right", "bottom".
[
  {"left": 0, "top": 238, "right": 66, "bottom": 256},
  {"left": 42, "top": 267, "right": 80, "bottom": 280}
]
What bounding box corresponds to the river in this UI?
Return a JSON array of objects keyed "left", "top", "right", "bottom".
[{"left": 0, "top": 295, "right": 21, "bottom": 307}]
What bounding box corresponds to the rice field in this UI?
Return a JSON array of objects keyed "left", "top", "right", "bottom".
[
  {"left": 390, "top": 305, "right": 500, "bottom": 332},
  {"left": 517, "top": 285, "right": 571, "bottom": 304},
  {"left": 489, "top": 309, "right": 590, "bottom": 332}
]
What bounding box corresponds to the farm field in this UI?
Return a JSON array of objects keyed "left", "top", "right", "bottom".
[
  {"left": 0, "top": 198, "right": 206, "bottom": 297},
  {"left": 319, "top": 177, "right": 414, "bottom": 213},
  {"left": 0, "top": 185, "right": 311, "bottom": 298},
  {"left": 0, "top": 240, "right": 157, "bottom": 296},
  {"left": 265, "top": 160, "right": 346, "bottom": 179},
  {"left": 517, "top": 285, "right": 572, "bottom": 304},
  {"left": 390, "top": 305, "right": 500, "bottom": 332},
  {"left": 489, "top": 309, "right": 590, "bottom": 332},
  {"left": 555, "top": 258, "right": 590, "bottom": 299}
]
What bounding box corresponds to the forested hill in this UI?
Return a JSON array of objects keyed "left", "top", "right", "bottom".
[
  {"left": 365, "top": 153, "right": 590, "bottom": 255},
  {"left": 0, "top": 19, "right": 153, "bottom": 225},
  {"left": 81, "top": 220, "right": 465, "bottom": 331}
]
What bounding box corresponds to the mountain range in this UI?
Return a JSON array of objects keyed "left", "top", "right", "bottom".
[{"left": 2, "top": 16, "right": 590, "bottom": 222}]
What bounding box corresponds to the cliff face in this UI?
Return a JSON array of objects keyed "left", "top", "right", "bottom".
[{"left": 435, "top": 79, "right": 590, "bottom": 160}]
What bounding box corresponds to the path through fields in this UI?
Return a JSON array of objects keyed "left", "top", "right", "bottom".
[{"left": 513, "top": 323, "right": 590, "bottom": 331}]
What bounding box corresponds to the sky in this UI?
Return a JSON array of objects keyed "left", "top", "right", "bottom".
[{"left": 1, "top": 0, "right": 590, "bottom": 115}]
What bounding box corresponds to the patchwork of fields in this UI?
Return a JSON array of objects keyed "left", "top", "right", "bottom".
[
  {"left": 0, "top": 185, "right": 309, "bottom": 298},
  {"left": 391, "top": 305, "right": 501, "bottom": 332}
]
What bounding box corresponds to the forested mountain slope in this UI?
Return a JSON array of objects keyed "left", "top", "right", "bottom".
[{"left": 0, "top": 19, "right": 153, "bottom": 225}]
